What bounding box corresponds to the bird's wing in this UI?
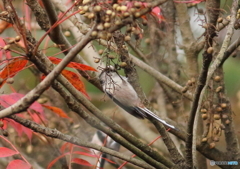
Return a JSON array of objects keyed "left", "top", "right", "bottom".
[{"left": 106, "top": 92, "right": 146, "bottom": 119}]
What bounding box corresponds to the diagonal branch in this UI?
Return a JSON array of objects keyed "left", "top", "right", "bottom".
[{"left": 9, "top": 115, "right": 154, "bottom": 169}]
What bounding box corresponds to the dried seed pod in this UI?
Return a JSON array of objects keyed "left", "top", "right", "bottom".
[
  {"left": 134, "top": 2, "right": 141, "bottom": 8},
  {"left": 123, "top": 12, "right": 130, "bottom": 18},
  {"left": 207, "top": 47, "right": 213, "bottom": 54},
  {"left": 215, "top": 86, "right": 223, "bottom": 93},
  {"left": 104, "top": 22, "right": 111, "bottom": 28},
  {"left": 222, "top": 114, "right": 228, "bottom": 119},
  {"left": 6, "top": 78, "right": 14, "bottom": 84},
  {"left": 91, "top": 31, "right": 98, "bottom": 37},
  {"left": 108, "top": 55, "right": 116, "bottom": 59},
  {"left": 130, "top": 8, "right": 136, "bottom": 13},
  {"left": 225, "top": 119, "right": 230, "bottom": 124},
  {"left": 120, "top": 62, "right": 127, "bottom": 67},
  {"left": 87, "top": 13, "right": 95, "bottom": 19},
  {"left": 201, "top": 137, "right": 208, "bottom": 142},
  {"left": 15, "top": 36, "right": 21, "bottom": 42},
  {"left": 106, "top": 10, "right": 112, "bottom": 15},
  {"left": 82, "top": 5, "right": 89, "bottom": 12},
  {"left": 120, "top": 5, "right": 127, "bottom": 11},
  {"left": 134, "top": 12, "right": 141, "bottom": 17},
  {"left": 113, "top": 4, "right": 118, "bottom": 10},
  {"left": 82, "top": 0, "right": 91, "bottom": 5},
  {"left": 220, "top": 103, "right": 227, "bottom": 108},
  {"left": 209, "top": 142, "right": 215, "bottom": 149},
  {"left": 214, "top": 76, "right": 221, "bottom": 82},
  {"left": 201, "top": 114, "right": 208, "bottom": 120},
  {"left": 98, "top": 49, "right": 104, "bottom": 55},
  {"left": 3, "top": 45, "right": 10, "bottom": 50},
  {"left": 97, "top": 24, "right": 104, "bottom": 31},
  {"left": 93, "top": 5, "right": 101, "bottom": 12},
  {"left": 214, "top": 114, "right": 221, "bottom": 120},
  {"left": 124, "top": 35, "right": 131, "bottom": 41},
  {"left": 217, "top": 17, "right": 223, "bottom": 23},
  {"left": 216, "top": 107, "right": 222, "bottom": 112},
  {"left": 94, "top": 58, "right": 100, "bottom": 63},
  {"left": 37, "top": 98, "right": 48, "bottom": 104},
  {"left": 200, "top": 108, "right": 207, "bottom": 113}
]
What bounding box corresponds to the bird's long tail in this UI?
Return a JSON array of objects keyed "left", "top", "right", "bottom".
[{"left": 136, "top": 107, "right": 177, "bottom": 130}]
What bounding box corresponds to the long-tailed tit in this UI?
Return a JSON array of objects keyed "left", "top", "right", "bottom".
[
  {"left": 99, "top": 66, "right": 177, "bottom": 130},
  {"left": 91, "top": 130, "right": 120, "bottom": 168}
]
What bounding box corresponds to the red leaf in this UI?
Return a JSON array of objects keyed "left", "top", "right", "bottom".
[
  {"left": 73, "top": 151, "right": 97, "bottom": 158},
  {"left": 0, "top": 147, "right": 18, "bottom": 157},
  {"left": 0, "top": 58, "right": 28, "bottom": 88},
  {"left": 0, "top": 20, "right": 12, "bottom": 34},
  {"left": 174, "top": 0, "right": 204, "bottom": 4},
  {"left": 60, "top": 142, "right": 71, "bottom": 153},
  {"left": 0, "top": 93, "right": 44, "bottom": 115},
  {"left": 142, "top": 3, "right": 164, "bottom": 22},
  {"left": 47, "top": 152, "right": 70, "bottom": 169},
  {"left": 6, "top": 159, "right": 31, "bottom": 169},
  {"left": 42, "top": 104, "right": 69, "bottom": 118},
  {"left": 49, "top": 57, "right": 97, "bottom": 71},
  {"left": 71, "top": 158, "right": 92, "bottom": 167},
  {"left": 0, "top": 38, "right": 11, "bottom": 60},
  {"left": 62, "top": 70, "right": 90, "bottom": 98}
]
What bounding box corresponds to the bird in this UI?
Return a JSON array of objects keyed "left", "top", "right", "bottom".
[
  {"left": 91, "top": 130, "right": 121, "bottom": 168},
  {"left": 99, "top": 66, "right": 177, "bottom": 130}
]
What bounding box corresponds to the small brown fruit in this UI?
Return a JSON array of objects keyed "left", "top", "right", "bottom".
[
  {"left": 216, "top": 107, "right": 222, "bottom": 112},
  {"left": 217, "top": 17, "right": 223, "bottom": 23},
  {"left": 64, "top": 31, "right": 71, "bottom": 37},
  {"left": 222, "top": 114, "right": 228, "bottom": 119},
  {"left": 124, "top": 35, "right": 131, "bottom": 41},
  {"left": 201, "top": 137, "right": 208, "bottom": 142},
  {"left": 120, "top": 62, "right": 127, "bottom": 67},
  {"left": 94, "top": 58, "right": 100, "bottom": 63},
  {"left": 209, "top": 142, "right": 216, "bottom": 149},
  {"left": 220, "top": 103, "right": 227, "bottom": 108},
  {"left": 91, "top": 31, "right": 98, "bottom": 37},
  {"left": 225, "top": 119, "right": 230, "bottom": 124},
  {"left": 98, "top": 49, "right": 104, "bottom": 55},
  {"left": 6, "top": 78, "right": 14, "bottom": 84},
  {"left": 87, "top": 13, "right": 95, "bottom": 19},
  {"left": 214, "top": 76, "right": 221, "bottom": 82},
  {"left": 200, "top": 108, "right": 207, "bottom": 113},
  {"left": 201, "top": 114, "right": 208, "bottom": 120},
  {"left": 215, "top": 86, "right": 222, "bottom": 92},
  {"left": 134, "top": 12, "right": 141, "bottom": 18},
  {"left": 207, "top": 47, "right": 213, "bottom": 54},
  {"left": 3, "top": 45, "right": 10, "bottom": 50},
  {"left": 214, "top": 114, "right": 221, "bottom": 120},
  {"left": 93, "top": 5, "right": 101, "bottom": 12}
]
